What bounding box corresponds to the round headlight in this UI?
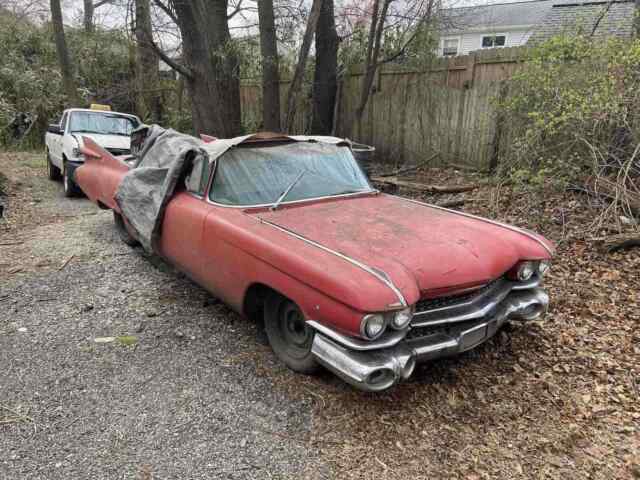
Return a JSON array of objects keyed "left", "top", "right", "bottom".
[
  {"left": 390, "top": 308, "right": 412, "bottom": 330},
  {"left": 361, "top": 313, "right": 386, "bottom": 339},
  {"left": 538, "top": 260, "right": 551, "bottom": 276},
  {"left": 516, "top": 261, "right": 535, "bottom": 281}
]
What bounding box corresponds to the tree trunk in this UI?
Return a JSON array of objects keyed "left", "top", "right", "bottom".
[
  {"left": 257, "top": 0, "right": 281, "bottom": 132},
  {"left": 50, "top": 0, "right": 79, "bottom": 105},
  {"left": 284, "top": 0, "right": 322, "bottom": 133},
  {"left": 170, "top": 0, "right": 242, "bottom": 137},
  {"left": 134, "top": 0, "right": 162, "bottom": 123},
  {"left": 354, "top": 0, "right": 390, "bottom": 137},
  {"left": 311, "top": 0, "right": 338, "bottom": 135},
  {"left": 83, "top": 0, "right": 94, "bottom": 33}
]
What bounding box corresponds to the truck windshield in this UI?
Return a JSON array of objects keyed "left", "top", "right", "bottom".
[
  {"left": 210, "top": 142, "right": 372, "bottom": 206},
  {"left": 69, "top": 112, "right": 138, "bottom": 136}
]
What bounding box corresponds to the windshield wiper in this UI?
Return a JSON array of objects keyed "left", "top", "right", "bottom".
[{"left": 270, "top": 170, "right": 306, "bottom": 211}]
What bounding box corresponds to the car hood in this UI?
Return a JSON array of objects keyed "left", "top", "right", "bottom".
[
  {"left": 254, "top": 193, "right": 553, "bottom": 302},
  {"left": 74, "top": 133, "right": 130, "bottom": 151}
]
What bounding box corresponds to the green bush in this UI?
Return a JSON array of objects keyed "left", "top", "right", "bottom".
[{"left": 499, "top": 35, "right": 640, "bottom": 185}]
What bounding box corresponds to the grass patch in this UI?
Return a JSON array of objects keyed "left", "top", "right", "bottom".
[{"left": 116, "top": 335, "right": 138, "bottom": 346}]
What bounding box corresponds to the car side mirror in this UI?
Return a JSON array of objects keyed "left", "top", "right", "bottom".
[{"left": 48, "top": 124, "right": 62, "bottom": 135}]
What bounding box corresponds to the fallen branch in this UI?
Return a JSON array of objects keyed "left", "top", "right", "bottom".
[
  {"left": 371, "top": 176, "right": 478, "bottom": 194},
  {"left": 436, "top": 199, "right": 466, "bottom": 209},
  {"left": 0, "top": 241, "right": 23, "bottom": 246},
  {"left": 596, "top": 233, "right": 640, "bottom": 252},
  {"left": 378, "top": 151, "right": 439, "bottom": 177},
  {"left": 58, "top": 255, "right": 75, "bottom": 271}
]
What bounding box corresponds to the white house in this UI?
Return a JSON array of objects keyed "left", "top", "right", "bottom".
[
  {"left": 438, "top": 0, "right": 636, "bottom": 57},
  {"left": 438, "top": 0, "right": 555, "bottom": 57}
]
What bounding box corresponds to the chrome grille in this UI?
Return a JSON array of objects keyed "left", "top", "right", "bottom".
[
  {"left": 415, "top": 279, "right": 500, "bottom": 314},
  {"left": 106, "top": 147, "right": 131, "bottom": 156}
]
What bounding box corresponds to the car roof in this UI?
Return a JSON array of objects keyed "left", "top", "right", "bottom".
[{"left": 66, "top": 108, "right": 139, "bottom": 119}]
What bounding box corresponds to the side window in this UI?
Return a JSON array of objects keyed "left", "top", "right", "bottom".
[
  {"left": 60, "top": 113, "right": 69, "bottom": 132},
  {"left": 185, "top": 153, "right": 210, "bottom": 196}
]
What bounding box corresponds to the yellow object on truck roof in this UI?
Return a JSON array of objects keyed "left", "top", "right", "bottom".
[{"left": 90, "top": 103, "right": 111, "bottom": 111}]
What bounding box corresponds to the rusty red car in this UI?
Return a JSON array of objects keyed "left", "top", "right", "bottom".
[{"left": 74, "top": 131, "right": 554, "bottom": 392}]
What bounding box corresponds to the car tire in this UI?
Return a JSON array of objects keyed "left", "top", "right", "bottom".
[
  {"left": 47, "top": 151, "right": 61, "bottom": 181},
  {"left": 113, "top": 212, "right": 139, "bottom": 247},
  {"left": 264, "top": 293, "right": 320, "bottom": 374},
  {"left": 63, "top": 161, "right": 82, "bottom": 198}
]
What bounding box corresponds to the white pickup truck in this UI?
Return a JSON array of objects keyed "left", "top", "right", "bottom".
[{"left": 45, "top": 106, "right": 141, "bottom": 196}]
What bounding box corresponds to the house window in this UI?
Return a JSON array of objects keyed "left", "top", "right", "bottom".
[
  {"left": 442, "top": 38, "right": 459, "bottom": 57},
  {"left": 482, "top": 35, "right": 506, "bottom": 48}
]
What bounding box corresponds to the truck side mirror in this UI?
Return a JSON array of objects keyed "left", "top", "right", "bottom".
[{"left": 47, "top": 124, "right": 62, "bottom": 135}]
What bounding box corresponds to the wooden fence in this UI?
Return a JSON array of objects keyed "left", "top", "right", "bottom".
[{"left": 240, "top": 47, "right": 525, "bottom": 171}]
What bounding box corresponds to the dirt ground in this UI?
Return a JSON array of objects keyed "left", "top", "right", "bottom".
[{"left": 1, "top": 151, "right": 638, "bottom": 479}]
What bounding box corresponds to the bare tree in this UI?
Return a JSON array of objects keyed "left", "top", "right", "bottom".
[
  {"left": 311, "top": 0, "right": 338, "bottom": 135},
  {"left": 257, "top": 0, "right": 281, "bottom": 131},
  {"left": 83, "top": 0, "right": 116, "bottom": 32},
  {"left": 284, "top": 0, "right": 322, "bottom": 133},
  {"left": 352, "top": 0, "right": 437, "bottom": 134},
  {"left": 150, "top": 0, "right": 242, "bottom": 137},
  {"left": 134, "top": 0, "right": 162, "bottom": 122},
  {"left": 50, "top": 0, "right": 80, "bottom": 104},
  {"left": 354, "top": 0, "right": 390, "bottom": 133}
]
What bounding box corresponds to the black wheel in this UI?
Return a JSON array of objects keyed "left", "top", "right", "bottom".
[
  {"left": 264, "top": 293, "right": 320, "bottom": 374},
  {"left": 47, "top": 151, "right": 61, "bottom": 181},
  {"left": 63, "top": 161, "right": 81, "bottom": 197},
  {"left": 113, "top": 212, "right": 139, "bottom": 247}
]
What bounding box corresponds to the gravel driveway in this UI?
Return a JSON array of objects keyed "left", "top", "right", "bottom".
[
  {"left": 0, "top": 153, "right": 328, "bottom": 479},
  {"left": 2, "top": 152, "right": 638, "bottom": 480}
]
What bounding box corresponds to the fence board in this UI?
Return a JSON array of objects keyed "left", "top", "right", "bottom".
[{"left": 239, "top": 49, "right": 521, "bottom": 170}]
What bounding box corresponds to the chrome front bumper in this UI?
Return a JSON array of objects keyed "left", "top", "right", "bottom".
[{"left": 310, "top": 287, "right": 549, "bottom": 392}]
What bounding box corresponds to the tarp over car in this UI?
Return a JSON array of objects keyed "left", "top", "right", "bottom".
[{"left": 115, "top": 125, "right": 348, "bottom": 252}]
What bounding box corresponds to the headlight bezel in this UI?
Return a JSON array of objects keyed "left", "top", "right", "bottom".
[
  {"left": 389, "top": 307, "right": 413, "bottom": 330},
  {"left": 361, "top": 307, "right": 413, "bottom": 340},
  {"left": 538, "top": 260, "right": 551, "bottom": 276},
  {"left": 516, "top": 261, "right": 536, "bottom": 281},
  {"left": 360, "top": 313, "right": 386, "bottom": 340}
]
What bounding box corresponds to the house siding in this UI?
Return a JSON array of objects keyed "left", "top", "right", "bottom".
[
  {"left": 441, "top": 29, "right": 534, "bottom": 56},
  {"left": 459, "top": 29, "right": 533, "bottom": 55}
]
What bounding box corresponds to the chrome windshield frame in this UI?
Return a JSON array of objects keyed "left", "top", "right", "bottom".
[{"left": 204, "top": 142, "right": 374, "bottom": 209}]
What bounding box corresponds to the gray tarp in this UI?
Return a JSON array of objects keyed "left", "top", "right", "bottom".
[{"left": 114, "top": 125, "right": 349, "bottom": 252}]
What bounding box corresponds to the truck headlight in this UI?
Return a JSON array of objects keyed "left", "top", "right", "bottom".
[
  {"left": 390, "top": 307, "right": 412, "bottom": 330},
  {"left": 361, "top": 313, "right": 386, "bottom": 340},
  {"left": 72, "top": 147, "right": 84, "bottom": 159}
]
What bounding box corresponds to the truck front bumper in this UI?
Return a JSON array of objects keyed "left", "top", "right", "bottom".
[{"left": 309, "top": 287, "right": 549, "bottom": 392}]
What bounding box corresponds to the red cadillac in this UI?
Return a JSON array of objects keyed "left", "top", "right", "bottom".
[{"left": 73, "top": 131, "right": 553, "bottom": 392}]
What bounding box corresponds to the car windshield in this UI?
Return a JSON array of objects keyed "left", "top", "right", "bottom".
[
  {"left": 210, "top": 142, "right": 372, "bottom": 206},
  {"left": 68, "top": 111, "right": 138, "bottom": 136}
]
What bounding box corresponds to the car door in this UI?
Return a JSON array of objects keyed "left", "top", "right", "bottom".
[
  {"left": 49, "top": 112, "right": 67, "bottom": 168},
  {"left": 157, "top": 154, "right": 213, "bottom": 284}
]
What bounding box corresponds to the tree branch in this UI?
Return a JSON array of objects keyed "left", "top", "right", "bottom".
[
  {"left": 93, "top": 0, "right": 111, "bottom": 8},
  {"left": 153, "top": 0, "right": 178, "bottom": 24},
  {"left": 227, "top": 0, "right": 243, "bottom": 19},
  {"left": 144, "top": 33, "right": 193, "bottom": 79}
]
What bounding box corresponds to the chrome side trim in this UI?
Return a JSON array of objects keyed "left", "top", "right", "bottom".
[
  {"left": 259, "top": 219, "right": 408, "bottom": 307},
  {"left": 398, "top": 195, "right": 554, "bottom": 256},
  {"left": 306, "top": 320, "right": 408, "bottom": 351}
]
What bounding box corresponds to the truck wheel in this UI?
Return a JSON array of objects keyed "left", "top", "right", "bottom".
[
  {"left": 63, "top": 162, "right": 82, "bottom": 197},
  {"left": 264, "top": 293, "right": 320, "bottom": 374},
  {"left": 113, "top": 212, "right": 139, "bottom": 247},
  {"left": 47, "top": 151, "right": 61, "bottom": 181}
]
